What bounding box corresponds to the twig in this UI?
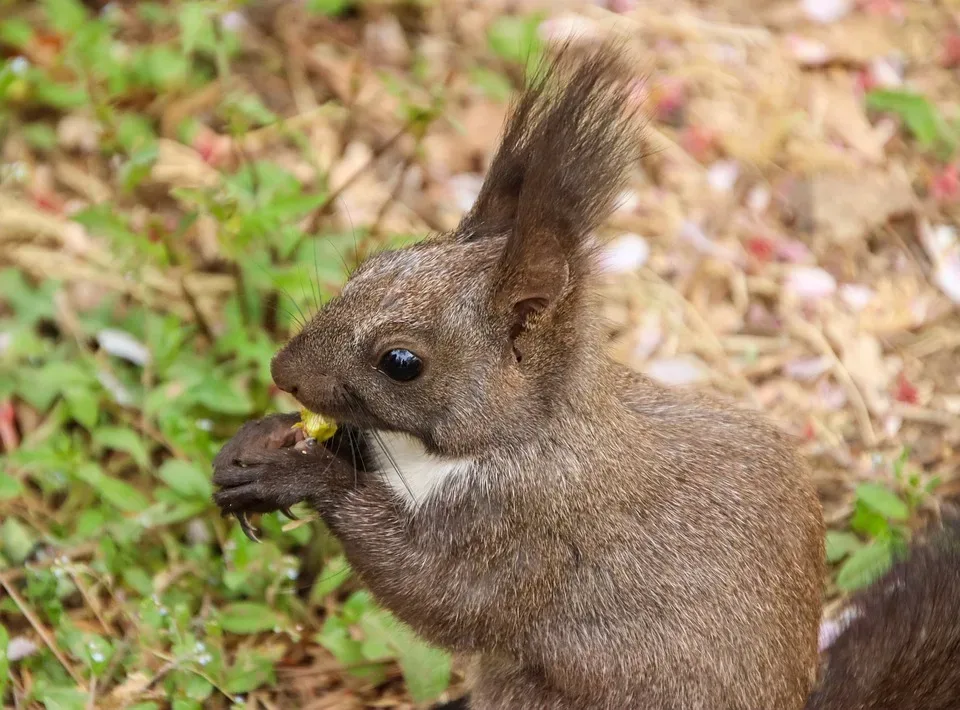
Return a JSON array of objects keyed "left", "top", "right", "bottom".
[
  {"left": 640, "top": 270, "right": 761, "bottom": 407},
  {"left": 303, "top": 122, "right": 413, "bottom": 235},
  {"left": 0, "top": 574, "right": 87, "bottom": 690},
  {"left": 787, "top": 317, "right": 877, "bottom": 447},
  {"left": 0, "top": 542, "right": 98, "bottom": 583}
]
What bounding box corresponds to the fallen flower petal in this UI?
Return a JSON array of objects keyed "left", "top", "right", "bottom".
[
  {"left": 785, "top": 266, "right": 837, "bottom": 301},
  {"left": 802, "top": 0, "right": 852, "bottom": 24},
  {"left": 644, "top": 356, "right": 709, "bottom": 386},
  {"left": 601, "top": 233, "right": 650, "bottom": 273},
  {"left": 97, "top": 329, "right": 151, "bottom": 366}
]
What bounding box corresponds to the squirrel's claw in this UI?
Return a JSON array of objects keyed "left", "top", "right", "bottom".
[
  {"left": 280, "top": 506, "right": 298, "bottom": 520},
  {"left": 235, "top": 512, "right": 261, "bottom": 543}
]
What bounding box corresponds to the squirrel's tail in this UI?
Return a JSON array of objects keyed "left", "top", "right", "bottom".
[{"left": 804, "top": 516, "right": 960, "bottom": 710}]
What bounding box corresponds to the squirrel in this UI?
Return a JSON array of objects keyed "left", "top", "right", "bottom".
[
  {"left": 431, "top": 516, "right": 960, "bottom": 710},
  {"left": 209, "top": 41, "right": 952, "bottom": 709}
]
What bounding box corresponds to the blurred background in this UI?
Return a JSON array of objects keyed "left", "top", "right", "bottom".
[{"left": 1, "top": 0, "right": 959, "bottom": 707}]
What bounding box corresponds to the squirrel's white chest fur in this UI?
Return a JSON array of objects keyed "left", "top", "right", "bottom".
[{"left": 368, "top": 431, "right": 472, "bottom": 507}]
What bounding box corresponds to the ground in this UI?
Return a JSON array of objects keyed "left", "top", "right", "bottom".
[{"left": 1, "top": 0, "right": 959, "bottom": 708}]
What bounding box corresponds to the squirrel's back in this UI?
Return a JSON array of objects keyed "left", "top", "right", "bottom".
[{"left": 805, "top": 517, "right": 960, "bottom": 710}]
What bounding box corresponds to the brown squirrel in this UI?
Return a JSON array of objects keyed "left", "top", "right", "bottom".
[{"left": 211, "top": 42, "right": 956, "bottom": 709}]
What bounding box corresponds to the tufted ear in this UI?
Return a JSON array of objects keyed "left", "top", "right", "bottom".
[
  {"left": 453, "top": 74, "right": 542, "bottom": 241},
  {"left": 491, "top": 229, "right": 570, "bottom": 353},
  {"left": 477, "top": 41, "right": 646, "bottom": 348}
]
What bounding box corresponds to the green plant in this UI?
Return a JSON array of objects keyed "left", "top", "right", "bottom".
[
  {"left": 0, "top": 1, "right": 455, "bottom": 706},
  {"left": 867, "top": 89, "right": 959, "bottom": 159},
  {"left": 825, "top": 450, "right": 937, "bottom": 592}
]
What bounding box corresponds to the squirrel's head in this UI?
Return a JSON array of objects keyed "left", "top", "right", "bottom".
[{"left": 271, "top": 42, "right": 645, "bottom": 456}]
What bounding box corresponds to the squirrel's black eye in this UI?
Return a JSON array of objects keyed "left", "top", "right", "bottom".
[{"left": 378, "top": 349, "right": 423, "bottom": 382}]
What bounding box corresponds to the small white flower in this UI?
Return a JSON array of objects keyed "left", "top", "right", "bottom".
[
  {"left": 746, "top": 186, "right": 771, "bottom": 214},
  {"left": 97, "top": 370, "right": 134, "bottom": 406},
  {"left": 802, "top": 0, "right": 852, "bottom": 24},
  {"left": 785, "top": 266, "right": 837, "bottom": 301},
  {"left": 614, "top": 189, "right": 640, "bottom": 214},
  {"left": 97, "top": 328, "right": 151, "bottom": 366},
  {"left": 644, "top": 356, "right": 708, "bottom": 386},
  {"left": 7, "top": 637, "right": 39, "bottom": 662},
  {"left": 10, "top": 56, "right": 29, "bottom": 75},
  {"left": 221, "top": 11, "right": 246, "bottom": 33},
  {"left": 601, "top": 233, "right": 650, "bottom": 274},
  {"left": 706, "top": 160, "right": 739, "bottom": 193},
  {"left": 448, "top": 173, "right": 483, "bottom": 214}
]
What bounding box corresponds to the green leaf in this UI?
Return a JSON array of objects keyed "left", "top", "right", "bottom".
[
  {"left": 141, "top": 46, "right": 191, "bottom": 90},
  {"left": 855, "top": 483, "right": 909, "bottom": 521},
  {"left": 64, "top": 387, "right": 99, "bottom": 429},
  {"left": 487, "top": 14, "right": 544, "bottom": 66},
  {"left": 97, "top": 477, "right": 150, "bottom": 513},
  {"left": 355, "top": 607, "right": 451, "bottom": 702},
  {"left": 43, "top": 0, "right": 88, "bottom": 34},
  {"left": 356, "top": 609, "right": 395, "bottom": 662},
  {"left": 1, "top": 518, "right": 35, "bottom": 565},
  {"left": 190, "top": 379, "right": 254, "bottom": 416},
  {"left": 0, "top": 18, "right": 34, "bottom": 47},
  {"left": 22, "top": 123, "right": 58, "bottom": 152},
  {"left": 94, "top": 427, "right": 152, "bottom": 470},
  {"left": 849, "top": 503, "right": 889, "bottom": 538},
  {"left": 116, "top": 113, "right": 157, "bottom": 153},
  {"left": 32, "top": 76, "right": 89, "bottom": 109},
  {"left": 469, "top": 67, "right": 513, "bottom": 101},
  {"left": 157, "top": 459, "right": 212, "bottom": 501},
  {"left": 825, "top": 531, "right": 862, "bottom": 563},
  {"left": 316, "top": 614, "right": 386, "bottom": 682},
  {"left": 178, "top": 673, "right": 213, "bottom": 701},
  {"left": 223, "top": 645, "right": 284, "bottom": 694},
  {"left": 309, "top": 555, "right": 351, "bottom": 603},
  {"left": 836, "top": 539, "right": 894, "bottom": 592},
  {"left": 42, "top": 687, "right": 88, "bottom": 710},
  {"left": 392, "top": 626, "right": 452, "bottom": 703},
  {"left": 75, "top": 462, "right": 149, "bottom": 513},
  {"left": 306, "top": 0, "right": 354, "bottom": 15},
  {"left": 178, "top": 2, "right": 213, "bottom": 55},
  {"left": 0, "top": 472, "right": 24, "bottom": 501},
  {"left": 218, "top": 603, "right": 285, "bottom": 635},
  {"left": 866, "top": 90, "right": 954, "bottom": 150}
]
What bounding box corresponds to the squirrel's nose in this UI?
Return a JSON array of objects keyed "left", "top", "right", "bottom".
[{"left": 270, "top": 351, "right": 299, "bottom": 396}]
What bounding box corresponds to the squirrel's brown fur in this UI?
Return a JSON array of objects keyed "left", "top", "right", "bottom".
[{"left": 214, "top": 42, "right": 825, "bottom": 709}]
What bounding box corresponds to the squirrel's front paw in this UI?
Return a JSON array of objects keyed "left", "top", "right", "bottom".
[{"left": 212, "top": 414, "right": 319, "bottom": 541}]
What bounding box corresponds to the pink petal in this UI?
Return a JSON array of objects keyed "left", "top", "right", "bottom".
[
  {"left": 644, "top": 356, "right": 708, "bottom": 386},
  {"left": 707, "top": 160, "right": 740, "bottom": 193},
  {"left": 784, "top": 356, "right": 831, "bottom": 380},
  {"left": 933, "top": 258, "right": 960, "bottom": 304},
  {"left": 802, "top": 0, "right": 852, "bottom": 23},
  {"left": 538, "top": 15, "right": 599, "bottom": 45},
  {"left": 839, "top": 284, "right": 876, "bottom": 311},
  {"left": 448, "top": 173, "right": 483, "bottom": 213},
  {"left": 601, "top": 234, "right": 650, "bottom": 273},
  {"left": 786, "top": 35, "right": 831, "bottom": 65},
  {"left": 785, "top": 266, "right": 837, "bottom": 301}
]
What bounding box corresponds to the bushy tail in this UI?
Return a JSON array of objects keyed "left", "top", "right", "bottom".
[{"left": 805, "top": 518, "right": 960, "bottom": 710}]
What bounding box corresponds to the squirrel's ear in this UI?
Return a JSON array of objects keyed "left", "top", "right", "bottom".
[
  {"left": 491, "top": 229, "right": 569, "bottom": 346},
  {"left": 453, "top": 80, "right": 541, "bottom": 240}
]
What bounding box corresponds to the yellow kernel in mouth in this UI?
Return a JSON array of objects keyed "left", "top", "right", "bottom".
[{"left": 292, "top": 409, "right": 338, "bottom": 442}]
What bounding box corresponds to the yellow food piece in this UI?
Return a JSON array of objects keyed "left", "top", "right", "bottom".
[{"left": 293, "top": 409, "right": 338, "bottom": 442}]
